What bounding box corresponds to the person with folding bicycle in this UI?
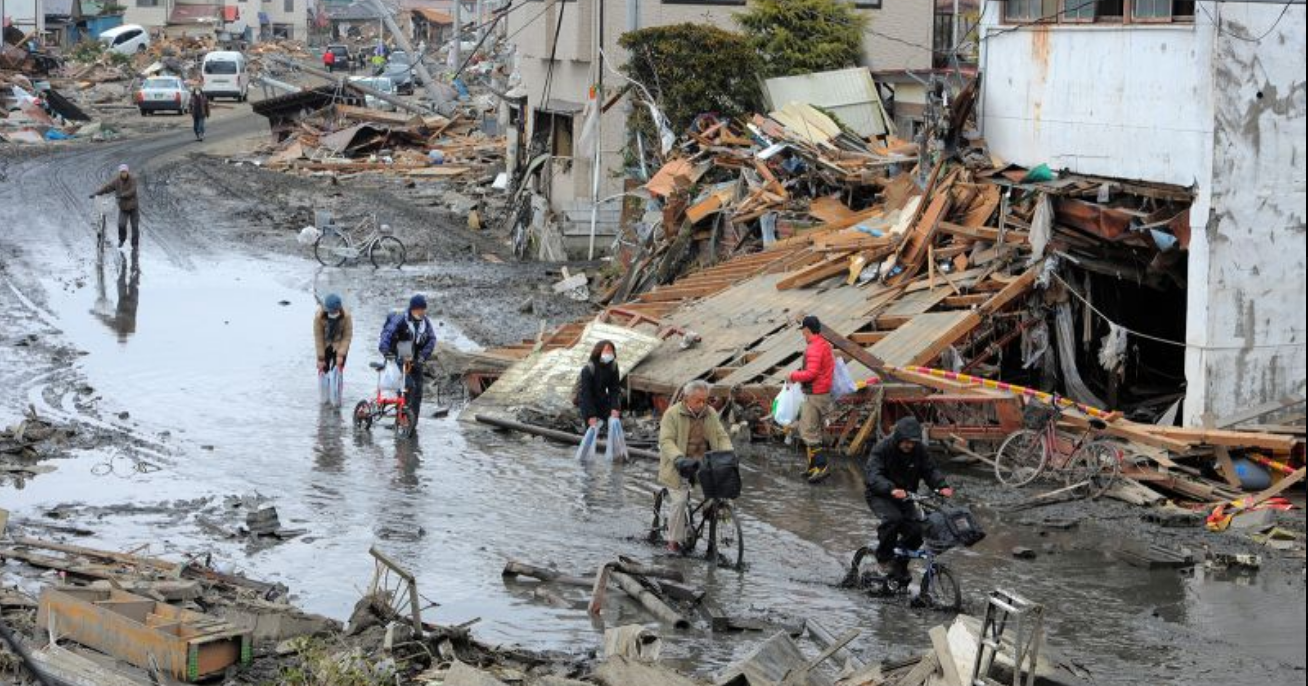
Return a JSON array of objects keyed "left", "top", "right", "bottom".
[
  {"left": 377, "top": 294, "right": 436, "bottom": 429},
  {"left": 864, "top": 417, "right": 955, "bottom": 582}
]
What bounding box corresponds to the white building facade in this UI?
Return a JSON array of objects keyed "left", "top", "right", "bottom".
[{"left": 978, "top": 0, "right": 1307, "bottom": 426}]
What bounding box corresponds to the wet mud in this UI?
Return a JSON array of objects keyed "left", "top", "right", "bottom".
[{"left": 2, "top": 119, "right": 1305, "bottom": 686}]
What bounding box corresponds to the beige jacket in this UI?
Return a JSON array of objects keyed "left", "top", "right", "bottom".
[
  {"left": 314, "top": 307, "right": 353, "bottom": 361},
  {"left": 658, "top": 401, "right": 732, "bottom": 489}
]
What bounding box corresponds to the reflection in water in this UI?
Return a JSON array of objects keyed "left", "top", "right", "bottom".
[
  {"left": 393, "top": 437, "right": 423, "bottom": 489},
  {"left": 313, "top": 407, "right": 346, "bottom": 473},
  {"left": 90, "top": 246, "right": 141, "bottom": 342}
]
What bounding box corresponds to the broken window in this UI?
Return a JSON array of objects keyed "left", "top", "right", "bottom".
[{"left": 533, "top": 109, "right": 575, "bottom": 158}]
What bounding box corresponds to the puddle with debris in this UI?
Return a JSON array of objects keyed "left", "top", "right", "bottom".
[{"left": 1, "top": 153, "right": 1304, "bottom": 685}]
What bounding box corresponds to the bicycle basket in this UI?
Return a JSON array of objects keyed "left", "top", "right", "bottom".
[
  {"left": 699, "top": 451, "right": 742, "bottom": 501},
  {"left": 926, "top": 507, "right": 986, "bottom": 550},
  {"left": 1022, "top": 402, "right": 1058, "bottom": 430}
]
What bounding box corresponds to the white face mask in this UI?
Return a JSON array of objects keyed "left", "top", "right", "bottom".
[
  {"left": 327, "top": 311, "right": 341, "bottom": 320},
  {"left": 600, "top": 353, "right": 615, "bottom": 364}
]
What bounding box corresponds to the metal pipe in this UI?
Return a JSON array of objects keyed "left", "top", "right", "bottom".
[
  {"left": 474, "top": 414, "right": 660, "bottom": 461},
  {"left": 365, "top": 0, "right": 447, "bottom": 106}
]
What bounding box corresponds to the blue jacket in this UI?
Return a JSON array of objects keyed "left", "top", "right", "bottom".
[{"left": 378, "top": 311, "right": 436, "bottom": 362}]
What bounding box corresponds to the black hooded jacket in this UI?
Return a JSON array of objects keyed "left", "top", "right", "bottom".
[
  {"left": 865, "top": 417, "right": 948, "bottom": 499},
  {"left": 577, "top": 360, "right": 622, "bottom": 421}
]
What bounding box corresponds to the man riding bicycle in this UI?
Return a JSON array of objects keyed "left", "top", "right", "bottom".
[
  {"left": 378, "top": 294, "right": 436, "bottom": 428},
  {"left": 865, "top": 417, "right": 955, "bottom": 581},
  {"left": 658, "top": 380, "right": 733, "bottom": 554}
]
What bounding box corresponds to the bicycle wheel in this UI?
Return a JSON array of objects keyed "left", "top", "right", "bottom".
[
  {"left": 994, "top": 430, "right": 1048, "bottom": 488},
  {"left": 369, "top": 236, "right": 406, "bottom": 269},
  {"left": 649, "top": 488, "right": 669, "bottom": 545},
  {"left": 395, "top": 406, "right": 416, "bottom": 438},
  {"left": 1067, "top": 441, "right": 1121, "bottom": 499},
  {"left": 706, "top": 501, "right": 745, "bottom": 570},
  {"left": 920, "top": 564, "right": 962, "bottom": 611},
  {"left": 315, "top": 230, "right": 351, "bottom": 267},
  {"left": 353, "top": 400, "right": 373, "bottom": 430}
]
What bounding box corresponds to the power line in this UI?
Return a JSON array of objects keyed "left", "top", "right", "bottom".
[{"left": 1198, "top": 0, "right": 1296, "bottom": 41}]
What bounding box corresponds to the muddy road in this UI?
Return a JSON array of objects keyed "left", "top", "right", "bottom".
[{"left": 2, "top": 117, "right": 1305, "bottom": 685}]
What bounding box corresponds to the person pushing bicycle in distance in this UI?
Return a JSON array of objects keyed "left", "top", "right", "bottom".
[
  {"left": 864, "top": 417, "right": 955, "bottom": 582},
  {"left": 658, "top": 380, "right": 733, "bottom": 554},
  {"left": 90, "top": 163, "right": 141, "bottom": 250},
  {"left": 378, "top": 294, "right": 436, "bottom": 430}
]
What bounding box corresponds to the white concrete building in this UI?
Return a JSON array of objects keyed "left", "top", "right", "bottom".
[
  {"left": 4, "top": 0, "right": 46, "bottom": 35},
  {"left": 504, "top": 0, "right": 936, "bottom": 255},
  {"left": 978, "top": 0, "right": 1306, "bottom": 426}
]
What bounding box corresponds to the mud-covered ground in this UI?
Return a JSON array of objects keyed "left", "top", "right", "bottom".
[{"left": 2, "top": 113, "right": 1306, "bottom": 686}]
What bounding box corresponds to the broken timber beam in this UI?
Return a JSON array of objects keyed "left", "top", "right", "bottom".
[
  {"left": 609, "top": 571, "right": 690, "bottom": 630},
  {"left": 474, "top": 415, "right": 659, "bottom": 460},
  {"left": 776, "top": 252, "right": 853, "bottom": 291}
]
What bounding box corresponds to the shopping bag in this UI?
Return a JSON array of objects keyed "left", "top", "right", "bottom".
[
  {"left": 604, "top": 418, "right": 629, "bottom": 462},
  {"left": 326, "top": 367, "right": 343, "bottom": 407},
  {"left": 575, "top": 425, "right": 598, "bottom": 461},
  {"left": 772, "top": 382, "right": 803, "bottom": 427},
  {"left": 380, "top": 360, "right": 404, "bottom": 393},
  {"left": 831, "top": 357, "right": 857, "bottom": 400}
]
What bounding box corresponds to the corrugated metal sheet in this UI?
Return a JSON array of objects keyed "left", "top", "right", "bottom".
[{"left": 763, "top": 68, "right": 893, "bottom": 139}]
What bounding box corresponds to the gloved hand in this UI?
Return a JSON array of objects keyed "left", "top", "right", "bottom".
[{"left": 675, "top": 457, "right": 700, "bottom": 480}]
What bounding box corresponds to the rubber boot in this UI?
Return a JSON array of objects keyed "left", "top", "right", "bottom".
[{"left": 806, "top": 446, "right": 830, "bottom": 484}]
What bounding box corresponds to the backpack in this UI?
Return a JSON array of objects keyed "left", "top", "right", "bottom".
[{"left": 572, "top": 362, "right": 594, "bottom": 408}]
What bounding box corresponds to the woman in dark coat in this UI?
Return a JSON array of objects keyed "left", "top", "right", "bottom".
[{"left": 577, "top": 340, "right": 622, "bottom": 429}]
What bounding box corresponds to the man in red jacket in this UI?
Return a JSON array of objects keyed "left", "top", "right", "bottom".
[{"left": 789, "top": 315, "right": 835, "bottom": 483}]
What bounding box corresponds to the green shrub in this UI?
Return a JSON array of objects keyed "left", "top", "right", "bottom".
[{"left": 736, "top": 0, "right": 867, "bottom": 78}]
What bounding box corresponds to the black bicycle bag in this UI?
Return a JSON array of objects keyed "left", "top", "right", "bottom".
[
  {"left": 927, "top": 507, "right": 987, "bottom": 549},
  {"left": 699, "top": 451, "right": 742, "bottom": 501}
]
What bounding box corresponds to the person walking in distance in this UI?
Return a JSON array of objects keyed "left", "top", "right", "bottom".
[
  {"left": 789, "top": 315, "right": 835, "bottom": 484},
  {"left": 90, "top": 164, "right": 141, "bottom": 249},
  {"left": 190, "top": 86, "right": 210, "bottom": 141}
]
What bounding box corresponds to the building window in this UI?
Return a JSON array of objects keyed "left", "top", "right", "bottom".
[
  {"left": 1001, "top": 0, "right": 1192, "bottom": 24},
  {"left": 853, "top": 0, "right": 882, "bottom": 8},
  {"left": 533, "top": 109, "right": 575, "bottom": 158},
  {"left": 136, "top": 0, "right": 159, "bottom": 7},
  {"left": 661, "top": 0, "right": 745, "bottom": 5},
  {"left": 283, "top": 0, "right": 293, "bottom": 12}
]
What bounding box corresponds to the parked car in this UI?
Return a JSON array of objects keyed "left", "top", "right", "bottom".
[
  {"left": 99, "top": 24, "right": 150, "bottom": 56},
  {"left": 135, "top": 76, "right": 191, "bottom": 116},
  {"left": 324, "top": 44, "right": 352, "bottom": 73},
  {"left": 380, "top": 50, "right": 416, "bottom": 95},
  {"left": 349, "top": 76, "right": 398, "bottom": 111},
  {"left": 201, "top": 51, "right": 249, "bottom": 102}
]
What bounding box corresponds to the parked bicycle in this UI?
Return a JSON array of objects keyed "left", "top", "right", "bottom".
[
  {"left": 648, "top": 452, "right": 745, "bottom": 570},
  {"left": 314, "top": 215, "right": 406, "bottom": 269},
  {"left": 353, "top": 356, "right": 416, "bottom": 438},
  {"left": 841, "top": 493, "right": 979, "bottom": 611},
  {"left": 993, "top": 401, "right": 1122, "bottom": 499}
]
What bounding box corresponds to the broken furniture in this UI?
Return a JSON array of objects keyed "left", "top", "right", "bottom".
[{"left": 36, "top": 587, "right": 252, "bottom": 682}]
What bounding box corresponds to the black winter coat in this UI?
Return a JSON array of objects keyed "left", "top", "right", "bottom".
[
  {"left": 865, "top": 417, "right": 948, "bottom": 499},
  {"left": 577, "top": 361, "right": 622, "bottom": 421}
]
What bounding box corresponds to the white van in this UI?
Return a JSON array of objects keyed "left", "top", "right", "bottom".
[
  {"left": 201, "top": 51, "right": 249, "bottom": 102},
  {"left": 99, "top": 24, "right": 150, "bottom": 56}
]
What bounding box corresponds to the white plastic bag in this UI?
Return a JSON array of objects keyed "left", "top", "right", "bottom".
[
  {"left": 379, "top": 360, "right": 404, "bottom": 394},
  {"left": 831, "top": 358, "right": 857, "bottom": 400},
  {"left": 575, "top": 425, "right": 598, "bottom": 461},
  {"left": 319, "top": 367, "right": 343, "bottom": 407},
  {"left": 297, "top": 226, "right": 321, "bottom": 245},
  {"left": 772, "top": 382, "right": 803, "bottom": 427},
  {"left": 605, "top": 418, "right": 629, "bottom": 462}
]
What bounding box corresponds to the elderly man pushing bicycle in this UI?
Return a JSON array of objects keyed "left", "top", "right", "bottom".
[{"left": 658, "top": 380, "right": 733, "bottom": 554}]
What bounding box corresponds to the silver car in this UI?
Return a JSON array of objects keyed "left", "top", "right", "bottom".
[
  {"left": 135, "top": 76, "right": 191, "bottom": 116},
  {"left": 349, "top": 76, "right": 398, "bottom": 112}
]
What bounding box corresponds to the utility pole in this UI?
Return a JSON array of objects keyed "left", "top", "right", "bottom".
[
  {"left": 365, "top": 0, "right": 447, "bottom": 106},
  {"left": 586, "top": 0, "right": 604, "bottom": 260},
  {"left": 951, "top": 0, "right": 960, "bottom": 61},
  {"left": 452, "top": 0, "right": 461, "bottom": 73}
]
